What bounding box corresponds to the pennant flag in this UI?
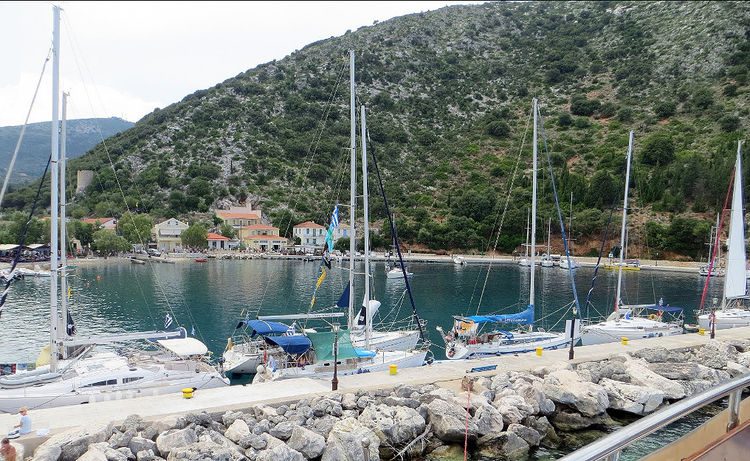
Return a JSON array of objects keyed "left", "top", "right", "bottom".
[
  {"left": 191, "top": 325, "right": 196, "bottom": 336},
  {"left": 325, "top": 204, "right": 339, "bottom": 252},
  {"left": 66, "top": 311, "right": 77, "bottom": 336},
  {"left": 67, "top": 285, "right": 71, "bottom": 298},
  {"left": 165, "top": 313, "right": 173, "bottom": 329},
  {"left": 316, "top": 267, "right": 327, "bottom": 290}
]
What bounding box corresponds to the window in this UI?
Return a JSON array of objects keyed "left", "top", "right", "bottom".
[
  {"left": 82, "top": 379, "right": 117, "bottom": 388},
  {"left": 123, "top": 377, "right": 143, "bottom": 383}
]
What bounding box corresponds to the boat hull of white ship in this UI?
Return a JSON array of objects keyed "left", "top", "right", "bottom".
[
  {"left": 387, "top": 269, "right": 413, "bottom": 279},
  {"left": 253, "top": 350, "right": 427, "bottom": 383},
  {"left": 559, "top": 259, "right": 580, "bottom": 270},
  {"left": 0, "top": 353, "right": 228, "bottom": 413},
  {"left": 697, "top": 308, "right": 750, "bottom": 331},
  {"left": 580, "top": 319, "right": 682, "bottom": 346},
  {"left": 223, "top": 342, "right": 285, "bottom": 375},
  {"left": 445, "top": 331, "right": 575, "bottom": 360},
  {"left": 350, "top": 330, "right": 420, "bottom": 351}
]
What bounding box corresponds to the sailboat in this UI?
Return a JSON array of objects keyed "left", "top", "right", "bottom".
[
  {"left": 541, "top": 218, "right": 555, "bottom": 267},
  {"left": 518, "top": 208, "right": 533, "bottom": 266},
  {"left": 437, "top": 99, "right": 580, "bottom": 360},
  {"left": 580, "top": 132, "right": 684, "bottom": 346},
  {"left": 697, "top": 141, "right": 750, "bottom": 330},
  {"left": 559, "top": 192, "right": 580, "bottom": 270},
  {"left": 698, "top": 214, "right": 725, "bottom": 277},
  {"left": 0, "top": 6, "right": 228, "bottom": 413}
]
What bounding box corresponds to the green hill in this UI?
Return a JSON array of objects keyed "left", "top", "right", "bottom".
[{"left": 3, "top": 1, "right": 749, "bottom": 259}]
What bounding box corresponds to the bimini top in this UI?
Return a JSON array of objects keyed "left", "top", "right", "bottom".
[
  {"left": 264, "top": 335, "right": 311, "bottom": 355},
  {"left": 307, "top": 330, "right": 360, "bottom": 361},
  {"left": 240, "top": 320, "right": 291, "bottom": 336},
  {"left": 157, "top": 337, "right": 209, "bottom": 357},
  {"left": 457, "top": 305, "right": 535, "bottom": 325}
]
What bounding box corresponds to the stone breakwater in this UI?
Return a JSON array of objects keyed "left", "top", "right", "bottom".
[{"left": 30, "top": 339, "right": 750, "bottom": 461}]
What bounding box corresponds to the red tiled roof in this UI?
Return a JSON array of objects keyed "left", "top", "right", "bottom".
[
  {"left": 206, "top": 232, "right": 230, "bottom": 241},
  {"left": 293, "top": 221, "right": 325, "bottom": 229},
  {"left": 216, "top": 211, "right": 261, "bottom": 220},
  {"left": 83, "top": 217, "right": 115, "bottom": 224}
]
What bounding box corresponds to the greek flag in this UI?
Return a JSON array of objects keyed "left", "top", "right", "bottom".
[
  {"left": 165, "top": 313, "right": 173, "bottom": 329},
  {"left": 325, "top": 204, "right": 339, "bottom": 252},
  {"left": 286, "top": 322, "right": 296, "bottom": 336}
]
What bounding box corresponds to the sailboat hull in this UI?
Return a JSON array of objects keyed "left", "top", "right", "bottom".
[
  {"left": 350, "top": 329, "right": 420, "bottom": 351},
  {"left": 580, "top": 319, "right": 682, "bottom": 346},
  {"left": 445, "top": 331, "right": 575, "bottom": 360},
  {"left": 697, "top": 308, "right": 750, "bottom": 330}
]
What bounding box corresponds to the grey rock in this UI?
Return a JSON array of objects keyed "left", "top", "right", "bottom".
[
  {"left": 358, "top": 403, "right": 426, "bottom": 446},
  {"left": 542, "top": 370, "right": 609, "bottom": 417},
  {"left": 646, "top": 362, "right": 700, "bottom": 380},
  {"left": 166, "top": 441, "right": 245, "bottom": 461},
  {"left": 492, "top": 393, "right": 534, "bottom": 425},
  {"left": 251, "top": 419, "right": 271, "bottom": 435},
  {"left": 150, "top": 416, "right": 186, "bottom": 434},
  {"left": 631, "top": 346, "right": 671, "bottom": 363},
  {"left": 129, "top": 437, "right": 157, "bottom": 455},
  {"left": 135, "top": 449, "right": 160, "bottom": 461},
  {"left": 221, "top": 410, "right": 246, "bottom": 427},
  {"left": 270, "top": 421, "right": 296, "bottom": 440},
  {"left": 623, "top": 358, "right": 685, "bottom": 400},
  {"left": 726, "top": 361, "right": 750, "bottom": 377},
  {"left": 550, "top": 409, "right": 615, "bottom": 431},
  {"left": 308, "top": 415, "right": 339, "bottom": 438},
  {"left": 33, "top": 422, "right": 113, "bottom": 461},
  {"left": 696, "top": 340, "right": 735, "bottom": 369},
  {"left": 276, "top": 405, "right": 289, "bottom": 416},
  {"left": 474, "top": 403, "right": 504, "bottom": 437},
  {"left": 140, "top": 426, "right": 159, "bottom": 442},
  {"left": 117, "top": 447, "right": 136, "bottom": 460},
  {"left": 225, "top": 419, "right": 250, "bottom": 443},
  {"left": 238, "top": 434, "right": 267, "bottom": 451},
  {"left": 155, "top": 427, "right": 198, "bottom": 457},
  {"left": 383, "top": 396, "right": 421, "bottom": 408},
  {"left": 599, "top": 378, "right": 664, "bottom": 415},
  {"left": 256, "top": 443, "right": 304, "bottom": 461},
  {"left": 77, "top": 447, "right": 108, "bottom": 461},
  {"left": 121, "top": 415, "right": 148, "bottom": 433},
  {"left": 507, "top": 423, "right": 541, "bottom": 447},
  {"left": 426, "top": 397, "right": 478, "bottom": 443},
  {"left": 477, "top": 431, "right": 530, "bottom": 460},
  {"left": 394, "top": 385, "right": 419, "bottom": 398},
  {"left": 356, "top": 395, "right": 376, "bottom": 410},
  {"left": 109, "top": 429, "right": 136, "bottom": 449},
  {"left": 287, "top": 425, "right": 326, "bottom": 459},
  {"left": 321, "top": 417, "right": 380, "bottom": 461},
  {"left": 342, "top": 393, "right": 358, "bottom": 410}
]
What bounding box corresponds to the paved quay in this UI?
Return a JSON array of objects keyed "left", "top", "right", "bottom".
[{"left": 3, "top": 326, "right": 748, "bottom": 440}]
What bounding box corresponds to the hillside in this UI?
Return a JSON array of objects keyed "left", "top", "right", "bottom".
[
  {"left": 0, "top": 117, "right": 133, "bottom": 183},
  {"left": 3, "top": 1, "right": 749, "bottom": 260}
]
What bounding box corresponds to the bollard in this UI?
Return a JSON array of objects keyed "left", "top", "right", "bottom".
[
  {"left": 182, "top": 387, "right": 194, "bottom": 399},
  {"left": 390, "top": 364, "right": 398, "bottom": 375},
  {"left": 698, "top": 328, "right": 705, "bottom": 336},
  {"left": 536, "top": 347, "right": 543, "bottom": 356},
  {"left": 621, "top": 337, "right": 629, "bottom": 346}
]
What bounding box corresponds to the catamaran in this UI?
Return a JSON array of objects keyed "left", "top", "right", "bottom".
[
  {"left": 437, "top": 99, "right": 580, "bottom": 360},
  {"left": 697, "top": 141, "right": 750, "bottom": 330},
  {"left": 580, "top": 132, "right": 683, "bottom": 346},
  {"left": 0, "top": 7, "right": 228, "bottom": 413}
]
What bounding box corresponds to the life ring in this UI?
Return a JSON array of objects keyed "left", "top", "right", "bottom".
[
  {"left": 649, "top": 313, "right": 658, "bottom": 321},
  {"left": 447, "top": 347, "right": 456, "bottom": 358}
]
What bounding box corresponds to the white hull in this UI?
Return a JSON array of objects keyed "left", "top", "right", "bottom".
[
  {"left": 0, "top": 352, "right": 228, "bottom": 413},
  {"left": 697, "top": 308, "right": 750, "bottom": 330},
  {"left": 350, "top": 329, "right": 420, "bottom": 351},
  {"left": 445, "top": 331, "right": 575, "bottom": 360},
  {"left": 253, "top": 349, "right": 427, "bottom": 382},
  {"left": 387, "top": 269, "right": 413, "bottom": 279},
  {"left": 223, "top": 341, "right": 283, "bottom": 374},
  {"left": 559, "top": 259, "right": 580, "bottom": 270},
  {"left": 541, "top": 260, "right": 555, "bottom": 267},
  {"left": 581, "top": 318, "right": 682, "bottom": 346}
]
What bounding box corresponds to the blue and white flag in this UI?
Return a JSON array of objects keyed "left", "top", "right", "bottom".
[
  {"left": 191, "top": 325, "right": 196, "bottom": 336},
  {"left": 268, "top": 355, "right": 277, "bottom": 372},
  {"left": 285, "top": 322, "right": 296, "bottom": 336},
  {"left": 325, "top": 204, "right": 339, "bottom": 252},
  {"left": 165, "top": 313, "right": 173, "bottom": 329}
]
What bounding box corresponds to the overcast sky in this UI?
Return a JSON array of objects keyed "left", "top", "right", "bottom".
[{"left": 0, "top": 1, "right": 483, "bottom": 127}]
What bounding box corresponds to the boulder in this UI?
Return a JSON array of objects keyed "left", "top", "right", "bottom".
[
  {"left": 77, "top": 447, "right": 108, "bottom": 461},
  {"left": 726, "top": 361, "right": 750, "bottom": 377},
  {"left": 255, "top": 443, "right": 304, "bottom": 461},
  {"left": 623, "top": 358, "right": 685, "bottom": 400},
  {"left": 599, "top": 378, "right": 664, "bottom": 415},
  {"left": 221, "top": 411, "right": 246, "bottom": 427},
  {"left": 129, "top": 437, "right": 157, "bottom": 456},
  {"left": 514, "top": 382, "right": 555, "bottom": 415},
  {"left": 342, "top": 393, "right": 358, "bottom": 410},
  {"left": 135, "top": 449, "right": 162, "bottom": 461},
  {"left": 631, "top": 346, "right": 671, "bottom": 363},
  {"left": 270, "top": 421, "right": 296, "bottom": 441},
  {"left": 308, "top": 415, "right": 339, "bottom": 438},
  {"left": 426, "top": 444, "right": 464, "bottom": 459},
  {"left": 120, "top": 415, "right": 148, "bottom": 433},
  {"left": 492, "top": 393, "right": 532, "bottom": 425},
  {"left": 542, "top": 370, "right": 609, "bottom": 417},
  {"left": 287, "top": 425, "right": 326, "bottom": 459},
  {"left": 87, "top": 442, "right": 130, "bottom": 461},
  {"left": 426, "top": 398, "right": 478, "bottom": 443},
  {"left": 33, "top": 422, "right": 113, "bottom": 461},
  {"left": 238, "top": 434, "right": 267, "bottom": 451},
  {"left": 474, "top": 403, "right": 504, "bottom": 437},
  {"left": 358, "top": 403, "right": 426, "bottom": 446},
  {"left": 166, "top": 441, "right": 246, "bottom": 461},
  {"left": 321, "top": 417, "right": 380, "bottom": 461},
  {"left": 476, "top": 431, "right": 530, "bottom": 460},
  {"left": 507, "top": 423, "right": 541, "bottom": 447},
  {"left": 150, "top": 415, "right": 185, "bottom": 434},
  {"left": 696, "top": 340, "right": 735, "bottom": 369},
  {"left": 155, "top": 427, "right": 198, "bottom": 457},
  {"left": 550, "top": 409, "right": 615, "bottom": 431},
  {"left": 646, "top": 362, "right": 701, "bottom": 380},
  {"left": 117, "top": 447, "right": 136, "bottom": 460}
]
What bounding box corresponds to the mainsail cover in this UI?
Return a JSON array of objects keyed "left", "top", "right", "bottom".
[
  {"left": 724, "top": 147, "right": 747, "bottom": 300},
  {"left": 465, "top": 305, "right": 535, "bottom": 325}
]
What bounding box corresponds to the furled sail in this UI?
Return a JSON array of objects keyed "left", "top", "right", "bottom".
[{"left": 724, "top": 145, "right": 747, "bottom": 300}]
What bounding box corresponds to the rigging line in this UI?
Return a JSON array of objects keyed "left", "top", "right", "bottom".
[
  {"left": 537, "top": 105, "right": 581, "bottom": 317},
  {"left": 0, "top": 49, "right": 52, "bottom": 210},
  {"left": 472, "top": 106, "right": 533, "bottom": 316},
  {"left": 584, "top": 197, "right": 618, "bottom": 320}
]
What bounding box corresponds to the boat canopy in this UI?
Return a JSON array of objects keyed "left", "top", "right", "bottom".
[
  {"left": 307, "top": 330, "right": 360, "bottom": 361},
  {"left": 157, "top": 337, "right": 208, "bottom": 357},
  {"left": 263, "top": 335, "right": 311, "bottom": 355},
  {"left": 644, "top": 305, "right": 683, "bottom": 313},
  {"left": 461, "top": 305, "right": 535, "bottom": 325},
  {"left": 243, "top": 320, "right": 290, "bottom": 336}
]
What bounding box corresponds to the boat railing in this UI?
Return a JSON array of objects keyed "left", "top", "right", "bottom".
[{"left": 557, "top": 372, "right": 750, "bottom": 461}]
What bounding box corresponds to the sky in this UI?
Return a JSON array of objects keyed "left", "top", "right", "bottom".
[{"left": 0, "top": 1, "right": 483, "bottom": 127}]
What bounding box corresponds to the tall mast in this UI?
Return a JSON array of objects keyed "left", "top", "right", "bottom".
[
  {"left": 524, "top": 208, "right": 530, "bottom": 258},
  {"left": 529, "top": 98, "right": 538, "bottom": 330},
  {"left": 361, "top": 106, "right": 371, "bottom": 348},
  {"left": 348, "top": 50, "right": 356, "bottom": 329},
  {"left": 50, "top": 5, "right": 61, "bottom": 372},
  {"left": 60, "top": 91, "right": 69, "bottom": 350},
  {"left": 615, "top": 131, "right": 634, "bottom": 311},
  {"left": 547, "top": 218, "right": 551, "bottom": 257}
]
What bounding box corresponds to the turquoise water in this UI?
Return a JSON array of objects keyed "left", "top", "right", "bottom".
[{"left": 0, "top": 258, "right": 724, "bottom": 363}]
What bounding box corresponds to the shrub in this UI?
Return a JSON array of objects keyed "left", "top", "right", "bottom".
[
  {"left": 640, "top": 132, "right": 675, "bottom": 166},
  {"left": 653, "top": 101, "right": 677, "bottom": 119}
]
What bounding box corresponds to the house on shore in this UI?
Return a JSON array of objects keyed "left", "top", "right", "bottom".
[{"left": 151, "top": 218, "right": 189, "bottom": 252}]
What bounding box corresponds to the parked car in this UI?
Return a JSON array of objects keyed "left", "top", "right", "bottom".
[{"left": 147, "top": 249, "right": 161, "bottom": 257}]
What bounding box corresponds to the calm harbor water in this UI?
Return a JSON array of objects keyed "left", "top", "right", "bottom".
[{"left": 0, "top": 258, "right": 729, "bottom": 459}]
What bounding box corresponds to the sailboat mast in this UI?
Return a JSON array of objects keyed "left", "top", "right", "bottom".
[
  {"left": 615, "top": 131, "right": 634, "bottom": 311},
  {"left": 361, "top": 106, "right": 371, "bottom": 348},
  {"left": 61, "top": 91, "right": 69, "bottom": 349},
  {"left": 348, "top": 50, "right": 356, "bottom": 330},
  {"left": 547, "top": 218, "right": 551, "bottom": 257},
  {"left": 524, "top": 209, "right": 530, "bottom": 258},
  {"left": 50, "top": 5, "right": 61, "bottom": 372},
  {"left": 529, "top": 98, "right": 538, "bottom": 329}
]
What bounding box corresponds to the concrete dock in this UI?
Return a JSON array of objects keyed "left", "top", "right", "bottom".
[{"left": 3, "top": 326, "right": 749, "bottom": 441}]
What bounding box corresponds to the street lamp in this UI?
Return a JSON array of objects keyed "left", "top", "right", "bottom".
[{"left": 332, "top": 322, "right": 340, "bottom": 391}]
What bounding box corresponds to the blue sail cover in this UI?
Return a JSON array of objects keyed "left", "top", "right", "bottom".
[
  {"left": 246, "top": 320, "right": 290, "bottom": 337},
  {"left": 264, "top": 335, "right": 311, "bottom": 355},
  {"left": 467, "top": 305, "right": 535, "bottom": 325},
  {"left": 336, "top": 284, "right": 350, "bottom": 308}
]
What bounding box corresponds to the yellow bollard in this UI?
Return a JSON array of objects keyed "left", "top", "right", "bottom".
[
  {"left": 621, "top": 337, "right": 629, "bottom": 346},
  {"left": 536, "top": 347, "right": 543, "bottom": 356},
  {"left": 698, "top": 328, "right": 705, "bottom": 336},
  {"left": 182, "top": 387, "right": 194, "bottom": 399},
  {"left": 390, "top": 364, "right": 398, "bottom": 375}
]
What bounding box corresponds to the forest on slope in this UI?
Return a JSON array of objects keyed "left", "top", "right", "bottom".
[{"left": 3, "top": 1, "right": 749, "bottom": 260}]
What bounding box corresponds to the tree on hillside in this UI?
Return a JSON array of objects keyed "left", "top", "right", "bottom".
[
  {"left": 219, "top": 223, "right": 236, "bottom": 239},
  {"left": 181, "top": 223, "right": 208, "bottom": 249},
  {"left": 117, "top": 212, "right": 154, "bottom": 244},
  {"left": 92, "top": 229, "right": 130, "bottom": 255}
]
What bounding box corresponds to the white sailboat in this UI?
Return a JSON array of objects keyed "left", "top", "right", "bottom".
[
  {"left": 438, "top": 99, "right": 579, "bottom": 360},
  {"left": 541, "top": 218, "right": 555, "bottom": 267},
  {"left": 559, "top": 192, "right": 580, "bottom": 270},
  {"left": 518, "top": 208, "right": 533, "bottom": 266},
  {"left": 0, "top": 7, "right": 228, "bottom": 413},
  {"left": 698, "top": 214, "right": 725, "bottom": 277},
  {"left": 698, "top": 141, "right": 750, "bottom": 330},
  {"left": 580, "top": 132, "right": 683, "bottom": 346}
]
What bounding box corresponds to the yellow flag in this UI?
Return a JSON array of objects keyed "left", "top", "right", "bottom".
[
  {"left": 310, "top": 296, "right": 316, "bottom": 309},
  {"left": 315, "top": 268, "right": 326, "bottom": 290},
  {"left": 67, "top": 286, "right": 71, "bottom": 298}
]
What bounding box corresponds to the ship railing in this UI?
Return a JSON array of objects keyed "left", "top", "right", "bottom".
[{"left": 558, "top": 372, "right": 750, "bottom": 461}]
